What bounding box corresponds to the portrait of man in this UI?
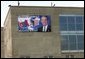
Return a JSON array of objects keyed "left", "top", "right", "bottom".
[{"left": 38, "top": 16, "right": 51, "bottom": 32}]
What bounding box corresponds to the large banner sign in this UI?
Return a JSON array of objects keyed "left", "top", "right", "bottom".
[{"left": 18, "top": 15, "right": 51, "bottom": 32}]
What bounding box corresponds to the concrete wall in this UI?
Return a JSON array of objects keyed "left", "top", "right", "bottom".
[
  {"left": 1, "top": 27, "right": 4, "bottom": 58},
  {"left": 5, "top": 6, "right": 84, "bottom": 58},
  {"left": 4, "top": 8, "right": 12, "bottom": 58},
  {"left": 11, "top": 7, "right": 61, "bottom": 58}
]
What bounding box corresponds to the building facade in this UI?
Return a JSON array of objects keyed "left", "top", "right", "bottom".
[{"left": 3, "top": 6, "right": 84, "bottom": 58}]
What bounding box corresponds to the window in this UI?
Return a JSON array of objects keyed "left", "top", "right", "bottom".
[
  {"left": 68, "top": 24, "right": 75, "bottom": 31},
  {"left": 61, "top": 35, "right": 68, "bottom": 50},
  {"left": 59, "top": 16, "right": 67, "bottom": 24},
  {"left": 59, "top": 16, "right": 67, "bottom": 31},
  {"left": 76, "top": 24, "right": 83, "bottom": 31},
  {"left": 60, "top": 24, "right": 67, "bottom": 31},
  {"left": 82, "top": 16, "right": 84, "bottom": 24},
  {"left": 69, "top": 35, "right": 76, "bottom": 50},
  {"left": 77, "top": 35, "right": 84, "bottom": 50},
  {"left": 68, "top": 16, "right": 75, "bottom": 24},
  {"left": 61, "top": 35, "right": 84, "bottom": 51},
  {"left": 76, "top": 16, "right": 83, "bottom": 24},
  {"left": 59, "top": 15, "right": 84, "bottom": 52},
  {"left": 59, "top": 15, "right": 84, "bottom": 31}
]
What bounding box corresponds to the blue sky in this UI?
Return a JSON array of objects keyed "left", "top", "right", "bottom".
[{"left": 1, "top": 1, "right": 84, "bottom": 27}]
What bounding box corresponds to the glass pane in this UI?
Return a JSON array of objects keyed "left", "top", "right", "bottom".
[
  {"left": 76, "top": 24, "right": 83, "bottom": 31},
  {"left": 77, "top": 35, "right": 84, "bottom": 43},
  {"left": 61, "top": 35, "right": 68, "bottom": 43},
  {"left": 68, "top": 24, "right": 75, "bottom": 31},
  {"left": 69, "top": 35, "right": 76, "bottom": 50},
  {"left": 61, "top": 35, "right": 68, "bottom": 50},
  {"left": 69, "top": 43, "right": 76, "bottom": 50},
  {"left": 82, "top": 16, "right": 84, "bottom": 24},
  {"left": 61, "top": 43, "right": 68, "bottom": 50},
  {"left": 68, "top": 16, "right": 75, "bottom": 24},
  {"left": 78, "top": 43, "right": 84, "bottom": 50},
  {"left": 60, "top": 24, "right": 67, "bottom": 31},
  {"left": 59, "top": 16, "right": 67, "bottom": 24},
  {"left": 69, "top": 35, "right": 76, "bottom": 43},
  {"left": 76, "top": 16, "right": 83, "bottom": 24},
  {"left": 77, "top": 35, "right": 84, "bottom": 50}
]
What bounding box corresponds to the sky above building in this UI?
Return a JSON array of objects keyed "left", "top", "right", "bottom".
[{"left": 1, "top": 1, "right": 84, "bottom": 27}]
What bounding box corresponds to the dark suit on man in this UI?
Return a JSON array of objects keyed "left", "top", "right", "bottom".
[{"left": 38, "top": 25, "right": 51, "bottom": 32}]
